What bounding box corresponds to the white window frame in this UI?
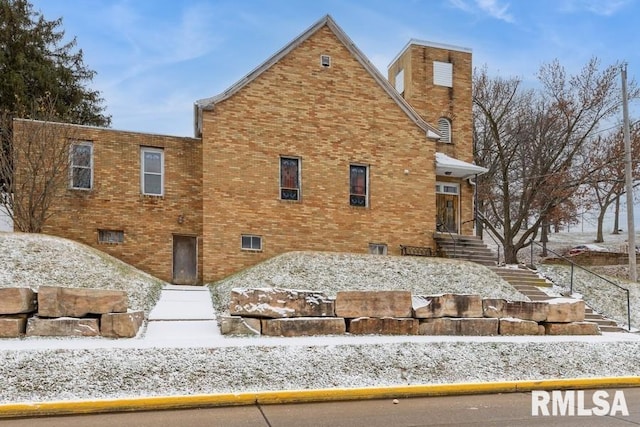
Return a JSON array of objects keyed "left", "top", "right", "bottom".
[
  {"left": 438, "top": 117, "right": 452, "bottom": 143},
  {"left": 241, "top": 234, "right": 262, "bottom": 251},
  {"left": 349, "top": 164, "right": 369, "bottom": 207},
  {"left": 141, "top": 147, "right": 164, "bottom": 196},
  {"left": 69, "top": 141, "right": 93, "bottom": 190},
  {"left": 320, "top": 54, "right": 331, "bottom": 68},
  {"left": 369, "top": 243, "right": 388, "bottom": 255},
  {"left": 435, "top": 182, "right": 460, "bottom": 195}
]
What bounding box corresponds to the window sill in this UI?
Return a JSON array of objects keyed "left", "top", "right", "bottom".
[{"left": 241, "top": 248, "right": 262, "bottom": 252}]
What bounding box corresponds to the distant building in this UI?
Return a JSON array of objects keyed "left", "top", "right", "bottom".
[{"left": 12, "top": 15, "right": 485, "bottom": 284}]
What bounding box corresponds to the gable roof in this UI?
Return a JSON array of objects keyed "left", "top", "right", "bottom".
[{"left": 194, "top": 14, "right": 441, "bottom": 139}]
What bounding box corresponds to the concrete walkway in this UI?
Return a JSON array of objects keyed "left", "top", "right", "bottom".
[{"left": 145, "top": 285, "right": 220, "bottom": 342}]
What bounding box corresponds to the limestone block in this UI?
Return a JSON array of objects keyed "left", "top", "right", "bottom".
[
  {"left": 483, "top": 299, "right": 549, "bottom": 322},
  {"left": 220, "top": 316, "right": 261, "bottom": 335},
  {"left": 261, "top": 317, "right": 345, "bottom": 337},
  {"left": 0, "top": 288, "right": 36, "bottom": 314},
  {"left": 499, "top": 318, "right": 544, "bottom": 335},
  {"left": 348, "top": 317, "right": 418, "bottom": 335},
  {"left": 335, "top": 291, "right": 412, "bottom": 318},
  {"left": 0, "top": 315, "right": 28, "bottom": 338},
  {"left": 101, "top": 311, "right": 144, "bottom": 338},
  {"left": 544, "top": 298, "right": 585, "bottom": 322},
  {"left": 413, "top": 294, "right": 483, "bottom": 318},
  {"left": 37, "top": 286, "right": 128, "bottom": 318},
  {"left": 26, "top": 317, "right": 100, "bottom": 337},
  {"left": 229, "top": 288, "right": 334, "bottom": 318},
  {"left": 418, "top": 317, "right": 498, "bottom": 336},
  {"left": 543, "top": 321, "right": 601, "bottom": 335}
]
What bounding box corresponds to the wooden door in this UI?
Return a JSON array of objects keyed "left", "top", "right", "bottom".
[
  {"left": 436, "top": 193, "right": 458, "bottom": 233},
  {"left": 173, "top": 235, "right": 197, "bottom": 285}
]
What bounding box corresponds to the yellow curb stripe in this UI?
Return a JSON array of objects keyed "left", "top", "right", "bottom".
[{"left": 1, "top": 377, "right": 640, "bottom": 418}]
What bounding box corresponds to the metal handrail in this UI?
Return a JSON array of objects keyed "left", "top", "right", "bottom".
[
  {"left": 476, "top": 212, "right": 502, "bottom": 265},
  {"left": 529, "top": 239, "right": 631, "bottom": 331},
  {"left": 436, "top": 220, "right": 456, "bottom": 259}
]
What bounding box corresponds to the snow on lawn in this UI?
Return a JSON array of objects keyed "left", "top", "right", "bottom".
[
  {"left": 0, "top": 232, "right": 164, "bottom": 312},
  {"left": 2, "top": 231, "right": 640, "bottom": 404},
  {"left": 210, "top": 251, "right": 526, "bottom": 314}
]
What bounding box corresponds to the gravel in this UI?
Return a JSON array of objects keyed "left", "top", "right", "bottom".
[{"left": 1, "top": 231, "right": 640, "bottom": 404}]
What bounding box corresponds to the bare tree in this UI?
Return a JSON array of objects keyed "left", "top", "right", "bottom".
[
  {"left": 474, "top": 58, "right": 637, "bottom": 263},
  {"left": 578, "top": 122, "right": 640, "bottom": 242},
  {"left": 1, "top": 96, "right": 79, "bottom": 232}
]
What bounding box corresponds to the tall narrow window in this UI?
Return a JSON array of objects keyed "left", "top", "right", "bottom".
[
  {"left": 70, "top": 141, "right": 93, "bottom": 190},
  {"left": 280, "top": 157, "right": 300, "bottom": 200},
  {"left": 438, "top": 118, "right": 452, "bottom": 143},
  {"left": 395, "top": 69, "right": 405, "bottom": 95},
  {"left": 141, "top": 147, "right": 164, "bottom": 196},
  {"left": 349, "top": 164, "right": 368, "bottom": 207}
]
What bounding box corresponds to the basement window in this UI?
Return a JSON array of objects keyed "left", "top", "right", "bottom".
[
  {"left": 241, "top": 234, "right": 262, "bottom": 251},
  {"left": 369, "top": 243, "right": 388, "bottom": 255},
  {"left": 320, "top": 55, "right": 331, "bottom": 68},
  {"left": 98, "top": 229, "right": 124, "bottom": 244}
]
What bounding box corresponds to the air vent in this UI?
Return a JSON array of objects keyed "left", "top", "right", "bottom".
[{"left": 320, "top": 55, "right": 331, "bottom": 68}]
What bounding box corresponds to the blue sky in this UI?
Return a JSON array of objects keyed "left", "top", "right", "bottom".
[{"left": 30, "top": 0, "right": 640, "bottom": 138}]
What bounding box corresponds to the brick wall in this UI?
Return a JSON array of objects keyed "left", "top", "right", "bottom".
[
  {"left": 12, "top": 120, "right": 203, "bottom": 284},
  {"left": 389, "top": 42, "right": 475, "bottom": 235},
  {"left": 201, "top": 26, "right": 437, "bottom": 281}
]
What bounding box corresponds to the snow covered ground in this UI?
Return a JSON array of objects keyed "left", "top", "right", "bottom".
[{"left": 1, "top": 231, "right": 640, "bottom": 404}]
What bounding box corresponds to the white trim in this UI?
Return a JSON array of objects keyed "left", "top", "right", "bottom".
[
  {"left": 436, "top": 181, "right": 461, "bottom": 234},
  {"left": 69, "top": 141, "right": 93, "bottom": 190},
  {"left": 241, "top": 234, "right": 262, "bottom": 251},
  {"left": 436, "top": 152, "right": 488, "bottom": 178},
  {"left": 141, "top": 147, "right": 164, "bottom": 196},
  {"left": 388, "top": 38, "right": 472, "bottom": 70}
]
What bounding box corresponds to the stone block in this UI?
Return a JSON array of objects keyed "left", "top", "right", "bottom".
[
  {"left": 0, "top": 288, "right": 36, "bottom": 314},
  {"left": 26, "top": 317, "right": 100, "bottom": 337},
  {"left": 37, "top": 286, "right": 128, "bottom": 318},
  {"left": 483, "top": 299, "right": 549, "bottom": 322},
  {"left": 101, "top": 311, "right": 145, "bottom": 338},
  {"left": 335, "top": 291, "right": 412, "bottom": 318},
  {"left": 348, "top": 317, "right": 418, "bottom": 335},
  {"left": 499, "top": 318, "right": 544, "bottom": 335},
  {"left": 413, "top": 294, "right": 483, "bottom": 318},
  {"left": 261, "top": 317, "right": 345, "bottom": 337},
  {"left": 543, "top": 321, "right": 601, "bottom": 335},
  {"left": 229, "top": 288, "right": 334, "bottom": 318},
  {"left": 0, "top": 315, "right": 28, "bottom": 338},
  {"left": 220, "top": 316, "right": 261, "bottom": 335},
  {"left": 418, "top": 317, "right": 498, "bottom": 336},
  {"left": 544, "top": 298, "right": 585, "bottom": 322}
]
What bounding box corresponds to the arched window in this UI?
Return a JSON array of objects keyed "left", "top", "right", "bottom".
[{"left": 438, "top": 118, "right": 452, "bottom": 143}]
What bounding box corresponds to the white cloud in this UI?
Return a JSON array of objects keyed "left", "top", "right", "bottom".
[
  {"left": 448, "top": 0, "right": 514, "bottom": 23},
  {"left": 559, "top": 0, "right": 632, "bottom": 16},
  {"left": 476, "top": 0, "right": 515, "bottom": 22}
]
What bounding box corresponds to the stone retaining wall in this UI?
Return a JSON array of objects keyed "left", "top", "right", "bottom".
[
  {"left": 220, "top": 288, "right": 601, "bottom": 337},
  {"left": 0, "top": 286, "right": 143, "bottom": 338}
]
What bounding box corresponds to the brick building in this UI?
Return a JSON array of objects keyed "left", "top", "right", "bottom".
[{"left": 12, "top": 15, "right": 485, "bottom": 284}]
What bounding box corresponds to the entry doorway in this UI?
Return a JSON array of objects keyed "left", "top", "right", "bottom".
[
  {"left": 172, "top": 235, "right": 198, "bottom": 285},
  {"left": 436, "top": 182, "right": 459, "bottom": 234}
]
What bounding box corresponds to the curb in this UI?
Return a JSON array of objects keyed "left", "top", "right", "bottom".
[{"left": 1, "top": 377, "right": 639, "bottom": 418}]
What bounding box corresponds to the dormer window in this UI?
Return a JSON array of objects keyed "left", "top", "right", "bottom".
[{"left": 438, "top": 118, "right": 452, "bottom": 143}]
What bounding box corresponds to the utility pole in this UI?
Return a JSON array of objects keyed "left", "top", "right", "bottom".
[{"left": 622, "top": 63, "right": 637, "bottom": 282}]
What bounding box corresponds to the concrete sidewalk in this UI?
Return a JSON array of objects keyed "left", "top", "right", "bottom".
[{"left": 145, "top": 285, "right": 219, "bottom": 342}]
